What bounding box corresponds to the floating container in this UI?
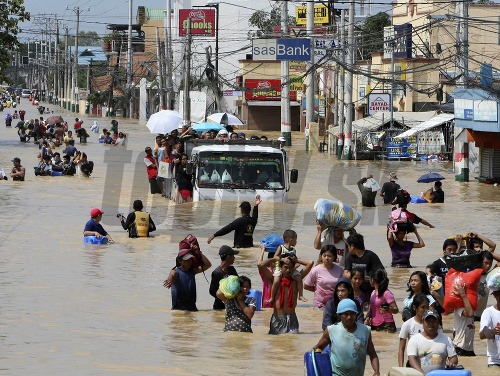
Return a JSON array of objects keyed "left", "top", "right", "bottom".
[{"left": 246, "top": 289, "right": 262, "bottom": 311}]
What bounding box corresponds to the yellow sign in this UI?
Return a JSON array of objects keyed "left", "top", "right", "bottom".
[
  {"left": 290, "top": 76, "right": 303, "bottom": 91},
  {"left": 296, "top": 4, "right": 329, "bottom": 26}
]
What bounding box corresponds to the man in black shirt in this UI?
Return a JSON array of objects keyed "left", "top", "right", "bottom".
[
  {"left": 380, "top": 172, "right": 401, "bottom": 204},
  {"left": 429, "top": 181, "right": 445, "bottom": 203},
  {"left": 209, "top": 245, "right": 239, "bottom": 310},
  {"left": 357, "top": 174, "right": 378, "bottom": 207},
  {"left": 208, "top": 195, "right": 262, "bottom": 248},
  {"left": 343, "top": 233, "right": 385, "bottom": 283}
]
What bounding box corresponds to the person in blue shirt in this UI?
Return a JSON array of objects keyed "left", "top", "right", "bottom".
[{"left": 83, "top": 208, "right": 114, "bottom": 242}]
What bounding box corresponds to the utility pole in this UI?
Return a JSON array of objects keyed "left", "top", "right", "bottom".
[
  {"left": 66, "top": 6, "right": 81, "bottom": 113},
  {"left": 306, "top": 1, "right": 315, "bottom": 138},
  {"left": 390, "top": 39, "right": 395, "bottom": 129},
  {"left": 183, "top": 18, "right": 192, "bottom": 126},
  {"left": 456, "top": 0, "right": 468, "bottom": 88},
  {"left": 156, "top": 27, "right": 165, "bottom": 109},
  {"left": 65, "top": 28, "right": 70, "bottom": 110},
  {"left": 54, "top": 19, "right": 59, "bottom": 106},
  {"left": 281, "top": 1, "right": 291, "bottom": 145},
  {"left": 127, "top": 0, "right": 133, "bottom": 118},
  {"left": 338, "top": 9, "right": 346, "bottom": 159},
  {"left": 164, "top": 0, "right": 174, "bottom": 109},
  {"left": 342, "top": 0, "right": 355, "bottom": 160}
]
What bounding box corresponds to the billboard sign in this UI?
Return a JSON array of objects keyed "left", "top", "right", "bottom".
[
  {"left": 384, "top": 24, "right": 412, "bottom": 59},
  {"left": 295, "top": 4, "right": 329, "bottom": 26},
  {"left": 252, "top": 38, "right": 311, "bottom": 61},
  {"left": 245, "top": 79, "right": 296, "bottom": 101},
  {"left": 179, "top": 9, "right": 216, "bottom": 36},
  {"left": 454, "top": 98, "right": 473, "bottom": 120},
  {"left": 473, "top": 99, "right": 497, "bottom": 122},
  {"left": 387, "top": 136, "right": 418, "bottom": 159},
  {"left": 368, "top": 93, "right": 391, "bottom": 115}
]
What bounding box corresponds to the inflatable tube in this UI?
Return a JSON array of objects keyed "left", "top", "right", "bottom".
[
  {"left": 410, "top": 195, "right": 427, "bottom": 204},
  {"left": 51, "top": 170, "right": 63, "bottom": 176},
  {"left": 83, "top": 235, "right": 108, "bottom": 245},
  {"left": 314, "top": 199, "right": 361, "bottom": 230},
  {"left": 426, "top": 370, "right": 471, "bottom": 376}
]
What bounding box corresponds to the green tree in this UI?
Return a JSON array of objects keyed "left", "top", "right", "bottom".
[
  {"left": 0, "top": 0, "right": 30, "bottom": 81},
  {"left": 358, "top": 12, "right": 391, "bottom": 60},
  {"left": 67, "top": 31, "right": 101, "bottom": 47},
  {"left": 248, "top": 4, "right": 295, "bottom": 36}
]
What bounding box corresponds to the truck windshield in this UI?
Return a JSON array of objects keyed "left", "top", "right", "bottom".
[{"left": 197, "top": 152, "right": 284, "bottom": 190}]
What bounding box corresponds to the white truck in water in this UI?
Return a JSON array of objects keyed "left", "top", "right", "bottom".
[{"left": 183, "top": 140, "right": 298, "bottom": 202}]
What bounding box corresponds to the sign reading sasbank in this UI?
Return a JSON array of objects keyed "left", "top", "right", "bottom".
[
  {"left": 368, "top": 93, "right": 391, "bottom": 115},
  {"left": 179, "top": 9, "right": 216, "bottom": 36}
]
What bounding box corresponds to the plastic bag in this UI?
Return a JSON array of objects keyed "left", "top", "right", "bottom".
[
  {"left": 443, "top": 268, "right": 482, "bottom": 313},
  {"left": 314, "top": 199, "right": 361, "bottom": 231},
  {"left": 219, "top": 275, "right": 240, "bottom": 299},
  {"left": 210, "top": 170, "right": 221, "bottom": 183},
  {"left": 221, "top": 169, "right": 233, "bottom": 184},
  {"left": 199, "top": 169, "right": 210, "bottom": 183},
  {"left": 363, "top": 178, "right": 380, "bottom": 192},
  {"left": 486, "top": 267, "right": 500, "bottom": 291}
]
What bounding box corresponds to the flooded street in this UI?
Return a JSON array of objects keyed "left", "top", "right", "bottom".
[{"left": 1, "top": 103, "right": 499, "bottom": 375}]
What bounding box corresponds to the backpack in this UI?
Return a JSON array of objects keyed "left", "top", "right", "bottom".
[{"left": 387, "top": 208, "right": 409, "bottom": 233}]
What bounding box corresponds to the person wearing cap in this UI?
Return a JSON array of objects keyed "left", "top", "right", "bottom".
[
  {"left": 207, "top": 195, "right": 262, "bottom": 248},
  {"left": 209, "top": 245, "right": 239, "bottom": 310},
  {"left": 164, "top": 243, "right": 212, "bottom": 311},
  {"left": 380, "top": 172, "right": 401, "bottom": 204},
  {"left": 83, "top": 208, "right": 114, "bottom": 242},
  {"left": 407, "top": 309, "right": 458, "bottom": 374},
  {"left": 117, "top": 199, "right": 156, "bottom": 238},
  {"left": 10, "top": 157, "right": 25, "bottom": 181},
  {"left": 144, "top": 146, "right": 163, "bottom": 195},
  {"left": 479, "top": 289, "right": 500, "bottom": 367},
  {"left": 216, "top": 129, "right": 229, "bottom": 141},
  {"left": 313, "top": 298, "right": 380, "bottom": 376}
]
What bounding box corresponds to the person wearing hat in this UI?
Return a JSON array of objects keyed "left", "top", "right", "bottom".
[
  {"left": 479, "top": 289, "right": 500, "bottom": 367},
  {"left": 207, "top": 195, "right": 262, "bottom": 248},
  {"left": 209, "top": 245, "right": 239, "bottom": 310},
  {"left": 144, "top": 146, "right": 163, "bottom": 195},
  {"left": 164, "top": 242, "right": 212, "bottom": 311},
  {"left": 83, "top": 208, "right": 114, "bottom": 242},
  {"left": 216, "top": 128, "right": 229, "bottom": 141},
  {"left": 313, "top": 298, "right": 380, "bottom": 375},
  {"left": 380, "top": 172, "right": 401, "bottom": 204},
  {"left": 117, "top": 199, "right": 156, "bottom": 238},
  {"left": 10, "top": 157, "right": 25, "bottom": 181},
  {"left": 407, "top": 309, "right": 458, "bottom": 374}
]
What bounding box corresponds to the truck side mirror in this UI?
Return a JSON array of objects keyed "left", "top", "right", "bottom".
[
  {"left": 186, "top": 162, "right": 193, "bottom": 175},
  {"left": 290, "top": 169, "right": 298, "bottom": 183}
]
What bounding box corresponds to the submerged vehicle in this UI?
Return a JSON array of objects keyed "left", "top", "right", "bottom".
[{"left": 184, "top": 139, "right": 298, "bottom": 202}]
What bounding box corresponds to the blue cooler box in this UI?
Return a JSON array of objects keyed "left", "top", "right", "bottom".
[
  {"left": 246, "top": 289, "right": 262, "bottom": 311},
  {"left": 304, "top": 348, "right": 331, "bottom": 376},
  {"left": 427, "top": 370, "right": 471, "bottom": 376}
]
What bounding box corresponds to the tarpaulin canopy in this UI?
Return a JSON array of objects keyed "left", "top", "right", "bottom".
[
  {"left": 352, "top": 111, "right": 438, "bottom": 132},
  {"left": 395, "top": 113, "right": 454, "bottom": 139}
]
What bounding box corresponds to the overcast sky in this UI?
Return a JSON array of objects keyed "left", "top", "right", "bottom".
[{"left": 20, "top": 0, "right": 169, "bottom": 39}]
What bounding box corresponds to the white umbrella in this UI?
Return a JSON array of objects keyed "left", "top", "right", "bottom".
[
  {"left": 146, "top": 110, "right": 183, "bottom": 134},
  {"left": 207, "top": 112, "right": 244, "bottom": 126}
]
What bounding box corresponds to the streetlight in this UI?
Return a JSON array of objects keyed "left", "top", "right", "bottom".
[{"left": 195, "top": 1, "right": 219, "bottom": 83}]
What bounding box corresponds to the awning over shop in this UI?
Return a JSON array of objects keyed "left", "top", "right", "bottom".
[
  {"left": 395, "top": 113, "right": 454, "bottom": 139},
  {"left": 247, "top": 101, "right": 300, "bottom": 107},
  {"left": 352, "top": 111, "right": 438, "bottom": 132}
]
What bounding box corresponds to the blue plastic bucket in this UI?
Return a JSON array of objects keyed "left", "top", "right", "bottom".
[
  {"left": 83, "top": 235, "right": 108, "bottom": 245},
  {"left": 247, "top": 289, "right": 262, "bottom": 311}
]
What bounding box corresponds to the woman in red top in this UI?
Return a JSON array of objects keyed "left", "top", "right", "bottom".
[{"left": 144, "top": 146, "right": 163, "bottom": 195}]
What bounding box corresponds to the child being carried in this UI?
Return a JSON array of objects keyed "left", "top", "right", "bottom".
[{"left": 267, "top": 229, "right": 308, "bottom": 304}]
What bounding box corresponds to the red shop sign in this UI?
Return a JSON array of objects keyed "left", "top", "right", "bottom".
[
  {"left": 179, "top": 9, "right": 216, "bottom": 36},
  {"left": 245, "top": 79, "right": 296, "bottom": 101}
]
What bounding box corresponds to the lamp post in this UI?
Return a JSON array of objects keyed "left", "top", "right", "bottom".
[{"left": 206, "top": 1, "right": 219, "bottom": 79}]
